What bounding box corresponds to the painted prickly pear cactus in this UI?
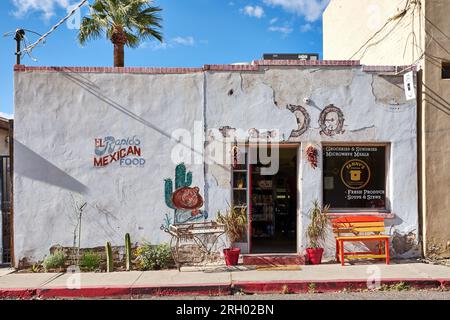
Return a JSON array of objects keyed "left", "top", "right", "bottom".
[{"left": 161, "top": 163, "right": 208, "bottom": 231}]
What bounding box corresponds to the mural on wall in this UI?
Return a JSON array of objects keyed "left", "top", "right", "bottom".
[
  {"left": 219, "top": 126, "right": 236, "bottom": 138},
  {"left": 94, "top": 136, "right": 145, "bottom": 167},
  {"left": 287, "top": 104, "right": 310, "bottom": 138},
  {"left": 248, "top": 128, "right": 278, "bottom": 140},
  {"left": 161, "top": 163, "right": 208, "bottom": 231},
  {"left": 319, "top": 104, "right": 345, "bottom": 136}
]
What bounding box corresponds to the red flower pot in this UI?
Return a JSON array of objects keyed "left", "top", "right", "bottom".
[
  {"left": 306, "top": 248, "right": 324, "bottom": 265},
  {"left": 223, "top": 247, "right": 241, "bottom": 266}
]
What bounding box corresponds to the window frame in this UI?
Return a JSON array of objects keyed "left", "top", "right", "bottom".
[
  {"left": 321, "top": 142, "right": 391, "bottom": 213},
  {"left": 442, "top": 61, "right": 450, "bottom": 79}
]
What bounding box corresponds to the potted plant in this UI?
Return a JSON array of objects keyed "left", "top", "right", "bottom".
[
  {"left": 216, "top": 206, "right": 247, "bottom": 266},
  {"left": 306, "top": 200, "right": 330, "bottom": 265},
  {"left": 237, "top": 177, "right": 245, "bottom": 189}
]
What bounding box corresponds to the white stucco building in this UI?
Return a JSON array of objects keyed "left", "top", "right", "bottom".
[{"left": 13, "top": 60, "right": 419, "bottom": 266}]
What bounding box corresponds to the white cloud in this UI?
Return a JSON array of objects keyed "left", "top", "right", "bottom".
[
  {"left": 263, "top": 0, "right": 330, "bottom": 22},
  {"left": 140, "top": 36, "right": 198, "bottom": 51},
  {"left": 242, "top": 5, "right": 265, "bottom": 18},
  {"left": 269, "top": 17, "right": 278, "bottom": 24},
  {"left": 300, "top": 23, "right": 313, "bottom": 32},
  {"left": 140, "top": 41, "right": 170, "bottom": 51},
  {"left": 0, "top": 112, "right": 13, "bottom": 119},
  {"left": 172, "top": 36, "right": 195, "bottom": 46},
  {"left": 268, "top": 25, "right": 293, "bottom": 35},
  {"left": 12, "top": 0, "right": 73, "bottom": 19}
]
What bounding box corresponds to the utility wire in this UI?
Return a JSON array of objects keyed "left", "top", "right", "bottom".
[
  {"left": 349, "top": 0, "right": 414, "bottom": 60},
  {"left": 3, "top": 29, "right": 44, "bottom": 63},
  {"left": 20, "top": 0, "right": 88, "bottom": 56}
]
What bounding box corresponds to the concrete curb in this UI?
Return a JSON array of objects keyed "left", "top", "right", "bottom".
[
  {"left": 37, "top": 283, "right": 231, "bottom": 298},
  {"left": 232, "top": 278, "right": 448, "bottom": 294},
  {"left": 0, "top": 278, "right": 448, "bottom": 299},
  {"left": 0, "top": 288, "right": 37, "bottom": 299}
]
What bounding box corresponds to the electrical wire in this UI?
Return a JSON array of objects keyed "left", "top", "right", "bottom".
[
  {"left": 22, "top": 30, "right": 46, "bottom": 61},
  {"left": 20, "top": 0, "right": 88, "bottom": 56},
  {"left": 3, "top": 29, "right": 44, "bottom": 62},
  {"left": 349, "top": 0, "right": 414, "bottom": 60}
]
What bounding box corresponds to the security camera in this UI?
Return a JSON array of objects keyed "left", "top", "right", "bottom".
[{"left": 304, "top": 97, "right": 311, "bottom": 104}]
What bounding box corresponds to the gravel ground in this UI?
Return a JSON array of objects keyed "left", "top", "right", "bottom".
[{"left": 136, "top": 290, "right": 450, "bottom": 300}]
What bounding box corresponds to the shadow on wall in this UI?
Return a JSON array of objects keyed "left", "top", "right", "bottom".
[
  {"left": 58, "top": 69, "right": 229, "bottom": 214},
  {"left": 422, "top": 83, "right": 450, "bottom": 116},
  {"left": 14, "top": 140, "right": 88, "bottom": 194},
  {"left": 60, "top": 70, "right": 204, "bottom": 159}
]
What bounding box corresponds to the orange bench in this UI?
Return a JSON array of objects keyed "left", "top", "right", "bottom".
[{"left": 332, "top": 216, "right": 390, "bottom": 266}]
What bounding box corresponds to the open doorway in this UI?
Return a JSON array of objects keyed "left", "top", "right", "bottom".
[{"left": 250, "top": 146, "right": 298, "bottom": 253}]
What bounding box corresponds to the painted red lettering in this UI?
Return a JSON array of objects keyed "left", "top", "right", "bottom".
[{"left": 94, "top": 157, "right": 104, "bottom": 167}]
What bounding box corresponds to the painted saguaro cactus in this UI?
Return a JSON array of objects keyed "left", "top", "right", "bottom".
[
  {"left": 161, "top": 163, "right": 208, "bottom": 231},
  {"left": 164, "top": 163, "right": 193, "bottom": 209}
]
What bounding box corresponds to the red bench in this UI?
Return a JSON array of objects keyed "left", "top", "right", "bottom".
[{"left": 332, "top": 216, "right": 390, "bottom": 266}]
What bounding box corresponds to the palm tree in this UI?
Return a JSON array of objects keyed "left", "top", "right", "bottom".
[{"left": 78, "top": 0, "right": 163, "bottom": 67}]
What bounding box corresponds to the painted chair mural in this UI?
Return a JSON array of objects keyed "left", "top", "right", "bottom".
[{"left": 161, "top": 163, "right": 208, "bottom": 232}]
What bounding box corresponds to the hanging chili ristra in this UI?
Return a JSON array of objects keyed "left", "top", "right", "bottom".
[
  {"left": 232, "top": 145, "right": 239, "bottom": 169},
  {"left": 306, "top": 145, "right": 318, "bottom": 169}
]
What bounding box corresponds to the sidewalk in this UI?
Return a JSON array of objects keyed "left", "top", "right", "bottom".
[{"left": 0, "top": 261, "right": 449, "bottom": 299}]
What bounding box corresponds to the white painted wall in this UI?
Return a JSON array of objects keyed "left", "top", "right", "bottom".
[
  {"left": 14, "top": 71, "right": 205, "bottom": 265},
  {"left": 14, "top": 66, "right": 418, "bottom": 265},
  {"left": 204, "top": 68, "right": 418, "bottom": 258}
]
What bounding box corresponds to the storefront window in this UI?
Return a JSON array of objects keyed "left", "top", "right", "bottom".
[{"left": 323, "top": 145, "right": 387, "bottom": 210}]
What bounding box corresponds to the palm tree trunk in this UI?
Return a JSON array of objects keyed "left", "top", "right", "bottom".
[
  {"left": 112, "top": 25, "right": 126, "bottom": 67},
  {"left": 114, "top": 43, "right": 124, "bottom": 67}
]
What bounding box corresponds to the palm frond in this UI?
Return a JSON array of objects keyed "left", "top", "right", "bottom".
[
  {"left": 78, "top": 0, "right": 163, "bottom": 47},
  {"left": 78, "top": 16, "right": 104, "bottom": 45},
  {"left": 124, "top": 31, "right": 139, "bottom": 48}
]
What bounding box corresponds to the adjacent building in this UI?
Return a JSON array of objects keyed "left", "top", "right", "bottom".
[
  {"left": 323, "top": 0, "right": 450, "bottom": 258},
  {"left": 0, "top": 117, "right": 12, "bottom": 264}
]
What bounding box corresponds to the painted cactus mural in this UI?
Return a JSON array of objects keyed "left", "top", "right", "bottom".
[
  {"left": 165, "top": 163, "right": 192, "bottom": 208},
  {"left": 161, "top": 163, "right": 208, "bottom": 231}
]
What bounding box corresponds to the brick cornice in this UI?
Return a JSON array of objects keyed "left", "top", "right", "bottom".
[
  {"left": 255, "top": 59, "right": 361, "bottom": 66},
  {"left": 13, "top": 65, "right": 203, "bottom": 74},
  {"left": 14, "top": 61, "right": 417, "bottom": 75}
]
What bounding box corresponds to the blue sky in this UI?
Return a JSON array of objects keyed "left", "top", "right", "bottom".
[{"left": 0, "top": 0, "right": 329, "bottom": 116}]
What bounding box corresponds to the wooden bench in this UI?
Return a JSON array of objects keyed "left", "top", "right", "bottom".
[{"left": 332, "top": 216, "right": 390, "bottom": 266}]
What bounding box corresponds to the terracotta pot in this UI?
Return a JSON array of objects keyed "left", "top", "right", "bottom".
[
  {"left": 306, "top": 248, "right": 324, "bottom": 265},
  {"left": 223, "top": 247, "right": 241, "bottom": 266}
]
